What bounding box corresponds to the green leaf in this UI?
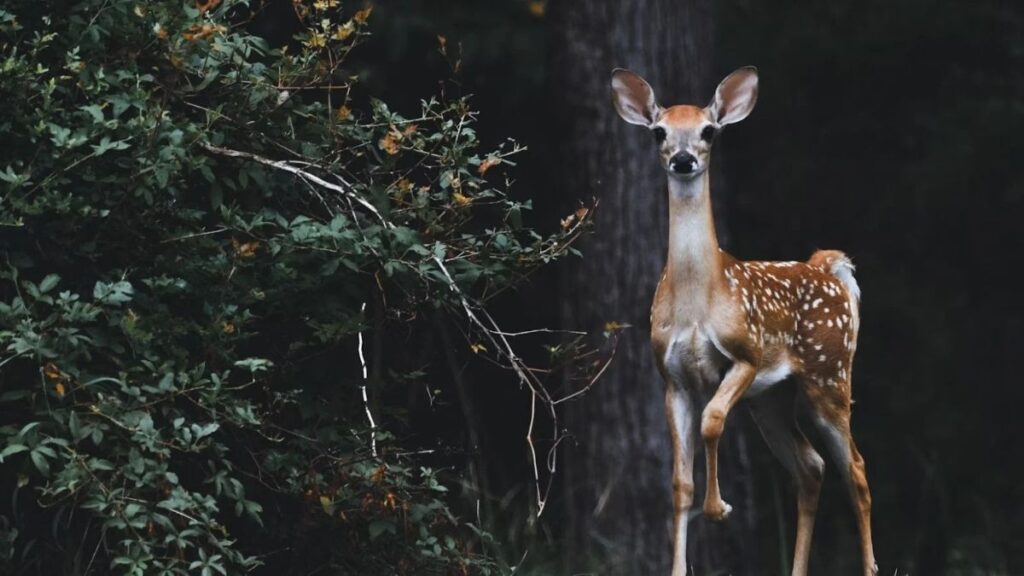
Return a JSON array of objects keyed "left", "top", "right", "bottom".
[
  {"left": 0, "top": 165, "right": 28, "bottom": 187},
  {"left": 193, "top": 423, "right": 219, "bottom": 441},
  {"left": 68, "top": 412, "right": 84, "bottom": 439},
  {"left": 90, "top": 136, "right": 131, "bottom": 156},
  {"left": 30, "top": 449, "right": 50, "bottom": 476},
  {"left": 38, "top": 274, "right": 60, "bottom": 293},
  {"left": 93, "top": 280, "right": 134, "bottom": 305},
  {"left": 81, "top": 104, "right": 105, "bottom": 123},
  {"left": 368, "top": 519, "right": 396, "bottom": 541},
  {"left": 0, "top": 443, "right": 28, "bottom": 462}
]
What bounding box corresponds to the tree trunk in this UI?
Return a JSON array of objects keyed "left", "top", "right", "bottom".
[{"left": 548, "top": 1, "right": 760, "bottom": 574}]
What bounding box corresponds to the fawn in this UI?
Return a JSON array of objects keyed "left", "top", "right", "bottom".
[{"left": 610, "top": 67, "right": 877, "bottom": 576}]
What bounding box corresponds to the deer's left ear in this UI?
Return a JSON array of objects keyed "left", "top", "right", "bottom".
[{"left": 709, "top": 67, "right": 758, "bottom": 126}]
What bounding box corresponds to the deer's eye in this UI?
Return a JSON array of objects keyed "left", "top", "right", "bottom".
[
  {"left": 700, "top": 125, "right": 717, "bottom": 142},
  {"left": 652, "top": 127, "right": 667, "bottom": 143}
]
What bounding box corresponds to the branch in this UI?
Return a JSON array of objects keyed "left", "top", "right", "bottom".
[
  {"left": 432, "top": 255, "right": 558, "bottom": 517},
  {"left": 357, "top": 302, "right": 378, "bottom": 458},
  {"left": 200, "top": 143, "right": 392, "bottom": 230}
]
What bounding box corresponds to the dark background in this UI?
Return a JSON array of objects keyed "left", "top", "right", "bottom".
[{"left": 281, "top": 0, "right": 1023, "bottom": 574}]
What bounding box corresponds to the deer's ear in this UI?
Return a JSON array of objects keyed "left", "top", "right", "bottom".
[
  {"left": 709, "top": 67, "right": 758, "bottom": 126},
  {"left": 611, "top": 69, "right": 661, "bottom": 126}
]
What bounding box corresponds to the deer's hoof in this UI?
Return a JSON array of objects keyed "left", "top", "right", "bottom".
[{"left": 703, "top": 499, "right": 732, "bottom": 522}]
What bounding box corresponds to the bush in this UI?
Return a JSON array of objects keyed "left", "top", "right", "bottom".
[{"left": 0, "top": 2, "right": 588, "bottom": 574}]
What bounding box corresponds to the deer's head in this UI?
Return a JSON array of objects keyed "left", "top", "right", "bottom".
[{"left": 611, "top": 67, "right": 758, "bottom": 179}]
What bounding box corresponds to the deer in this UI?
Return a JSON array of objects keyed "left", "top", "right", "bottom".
[{"left": 610, "top": 66, "right": 877, "bottom": 576}]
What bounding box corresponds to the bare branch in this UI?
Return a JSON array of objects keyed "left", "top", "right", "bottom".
[
  {"left": 551, "top": 336, "right": 618, "bottom": 405},
  {"left": 357, "top": 302, "right": 378, "bottom": 457},
  {"left": 200, "top": 143, "right": 392, "bottom": 230},
  {"left": 432, "top": 255, "right": 561, "bottom": 516}
]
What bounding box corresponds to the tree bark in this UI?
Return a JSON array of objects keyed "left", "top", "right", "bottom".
[{"left": 548, "top": 1, "right": 759, "bottom": 574}]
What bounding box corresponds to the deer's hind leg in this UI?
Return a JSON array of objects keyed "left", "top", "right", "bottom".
[
  {"left": 802, "top": 380, "right": 878, "bottom": 576},
  {"left": 750, "top": 387, "right": 825, "bottom": 576}
]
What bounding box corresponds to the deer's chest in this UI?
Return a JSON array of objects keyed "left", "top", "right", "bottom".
[{"left": 653, "top": 320, "right": 731, "bottom": 392}]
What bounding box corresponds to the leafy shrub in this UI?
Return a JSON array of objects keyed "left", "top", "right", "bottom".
[{"left": 0, "top": 1, "right": 588, "bottom": 574}]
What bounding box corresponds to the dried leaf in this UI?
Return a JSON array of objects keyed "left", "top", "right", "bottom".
[
  {"left": 353, "top": 6, "right": 373, "bottom": 24},
  {"left": 561, "top": 206, "right": 589, "bottom": 230},
  {"left": 304, "top": 31, "right": 327, "bottom": 49},
  {"left": 222, "top": 322, "right": 236, "bottom": 334},
  {"left": 43, "top": 362, "right": 62, "bottom": 381},
  {"left": 477, "top": 157, "right": 500, "bottom": 175},
  {"left": 378, "top": 132, "right": 400, "bottom": 155},
  {"left": 232, "top": 238, "right": 259, "bottom": 258},
  {"left": 319, "top": 495, "right": 333, "bottom": 514},
  {"left": 528, "top": 1, "right": 546, "bottom": 17},
  {"left": 336, "top": 105, "right": 352, "bottom": 121},
  {"left": 182, "top": 23, "right": 224, "bottom": 41},
  {"left": 195, "top": 0, "right": 221, "bottom": 15},
  {"left": 470, "top": 343, "right": 487, "bottom": 354},
  {"left": 452, "top": 192, "right": 472, "bottom": 206},
  {"left": 333, "top": 22, "right": 354, "bottom": 40},
  {"left": 55, "top": 382, "right": 66, "bottom": 398},
  {"left": 395, "top": 178, "right": 414, "bottom": 196}
]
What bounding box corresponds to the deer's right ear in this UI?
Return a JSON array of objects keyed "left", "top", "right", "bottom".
[{"left": 611, "top": 69, "right": 660, "bottom": 126}]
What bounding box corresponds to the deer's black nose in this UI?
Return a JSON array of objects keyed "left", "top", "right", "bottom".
[{"left": 669, "top": 153, "right": 697, "bottom": 174}]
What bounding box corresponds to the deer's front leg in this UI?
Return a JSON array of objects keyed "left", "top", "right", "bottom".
[
  {"left": 665, "top": 384, "right": 696, "bottom": 576},
  {"left": 701, "top": 361, "right": 757, "bottom": 521}
]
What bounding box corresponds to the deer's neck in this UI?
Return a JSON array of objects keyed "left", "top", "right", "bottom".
[{"left": 664, "top": 172, "right": 724, "bottom": 316}]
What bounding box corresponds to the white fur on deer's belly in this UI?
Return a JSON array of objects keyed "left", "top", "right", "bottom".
[{"left": 744, "top": 355, "right": 794, "bottom": 397}]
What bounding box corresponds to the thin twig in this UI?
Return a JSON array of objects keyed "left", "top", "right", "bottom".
[
  {"left": 551, "top": 336, "right": 619, "bottom": 405},
  {"left": 160, "top": 227, "right": 229, "bottom": 243},
  {"left": 357, "top": 302, "right": 377, "bottom": 457},
  {"left": 487, "top": 327, "right": 588, "bottom": 337}
]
